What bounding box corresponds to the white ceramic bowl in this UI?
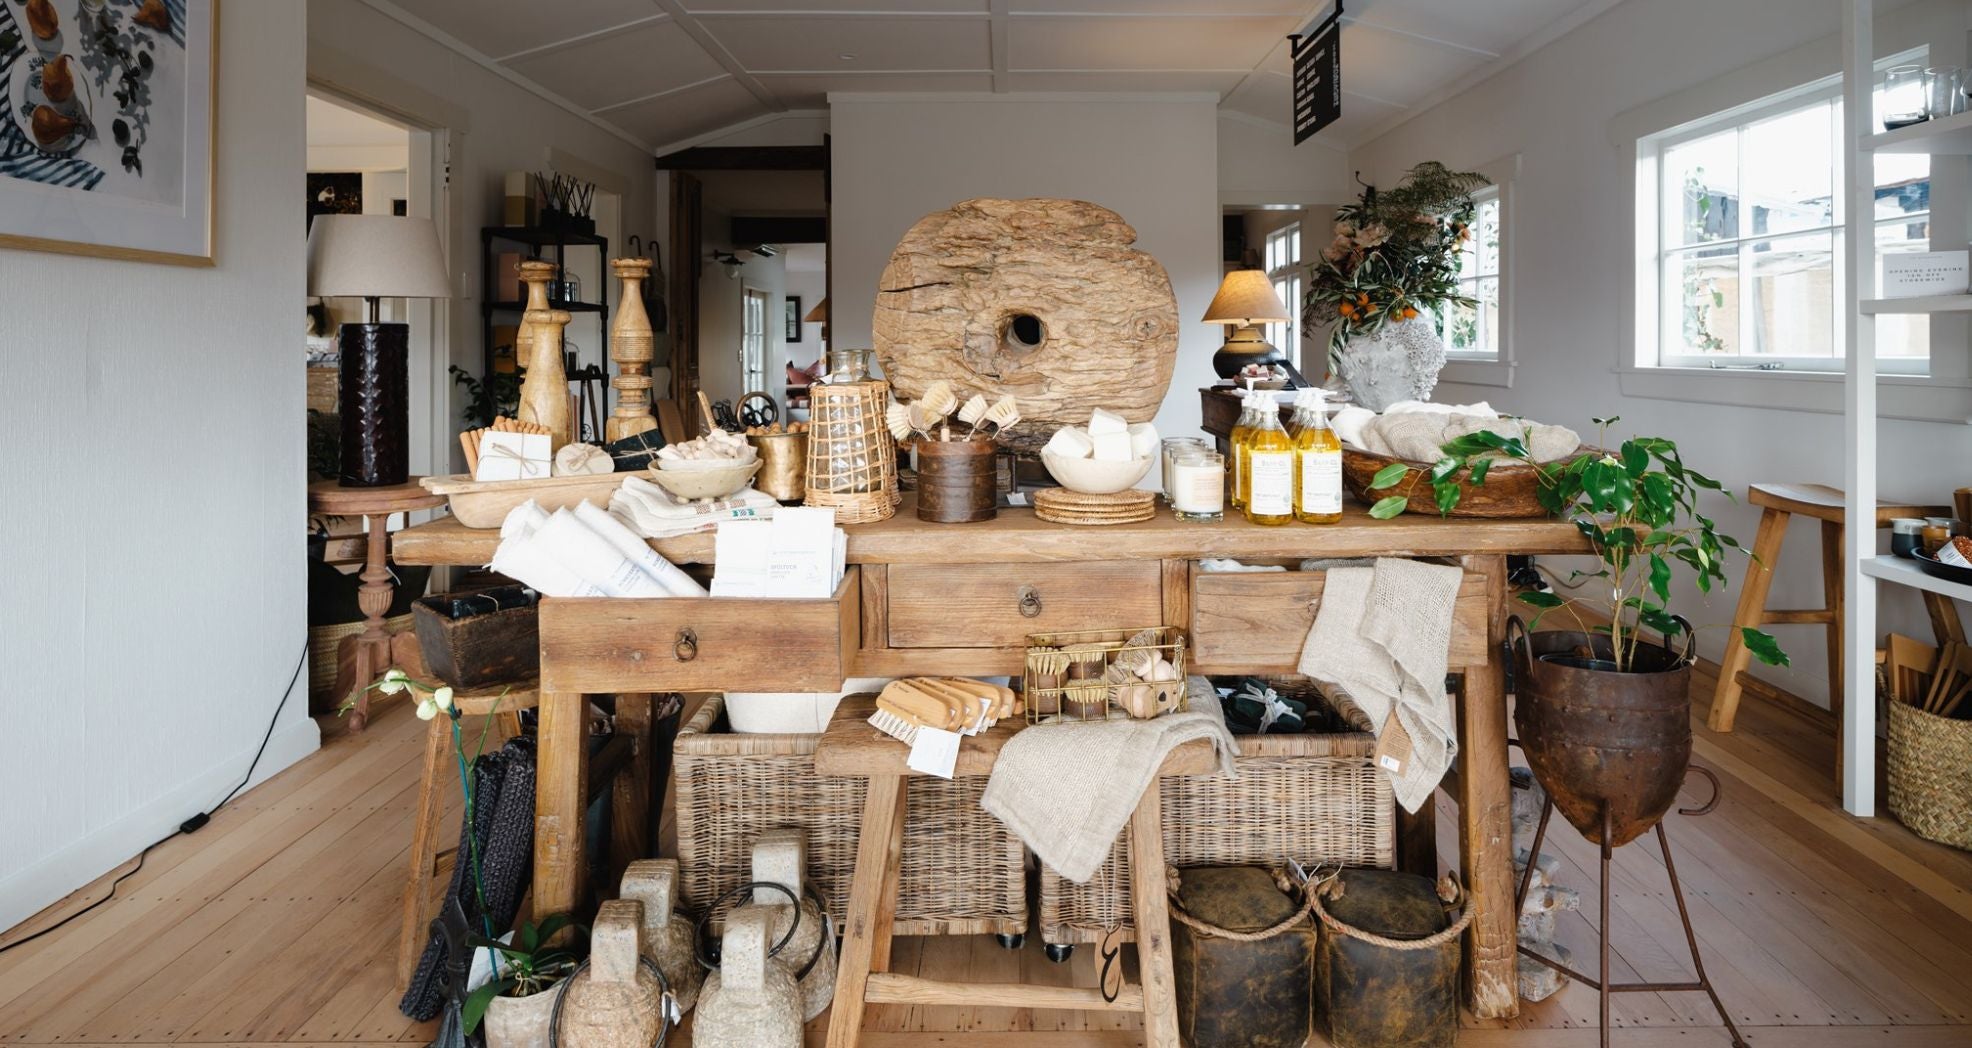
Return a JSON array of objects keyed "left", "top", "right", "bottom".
[
  {"left": 645, "top": 459, "right": 761, "bottom": 500},
  {"left": 1041, "top": 450, "right": 1156, "bottom": 494},
  {"left": 656, "top": 448, "right": 758, "bottom": 471}
]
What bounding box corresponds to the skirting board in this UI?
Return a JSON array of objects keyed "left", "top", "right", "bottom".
[{"left": 0, "top": 718, "right": 321, "bottom": 935}]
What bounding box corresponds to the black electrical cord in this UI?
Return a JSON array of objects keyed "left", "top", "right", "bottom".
[{"left": 0, "top": 639, "right": 309, "bottom": 956}]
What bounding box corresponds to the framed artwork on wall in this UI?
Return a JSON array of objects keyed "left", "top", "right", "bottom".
[
  {"left": 0, "top": 0, "right": 218, "bottom": 265},
  {"left": 785, "top": 295, "right": 801, "bottom": 343}
]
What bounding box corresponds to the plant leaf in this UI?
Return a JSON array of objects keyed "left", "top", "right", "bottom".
[
  {"left": 1369, "top": 463, "right": 1410, "bottom": 489},
  {"left": 463, "top": 978, "right": 519, "bottom": 1034},
  {"left": 1368, "top": 495, "right": 1410, "bottom": 519},
  {"left": 1435, "top": 480, "right": 1462, "bottom": 515},
  {"left": 1468, "top": 457, "right": 1492, "bottom": 486},
  {"left": 1518, "top": 590, "right": 1566, "bottom": 609},
  {"left": 1741, "top": 628, "right": 1789, "bottom": 667},
  {"left": 1648, "top": 554, "right": 1671, "bottom": 602},
  {"left": 1621, "top": 441, "right": 1649, "bottom": 478}
]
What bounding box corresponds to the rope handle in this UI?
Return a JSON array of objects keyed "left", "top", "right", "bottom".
[
  {"left": 1310, "top": 871, "right": 1474, "bottom": 951},
  {"left": 691, "top": 881, "right": 831, "bottom": 981},
  {"left": 1162, "top": 865, "right": 1317, "bottom": 943}
]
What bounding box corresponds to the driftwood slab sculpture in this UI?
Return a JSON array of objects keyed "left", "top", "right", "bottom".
[{"left": 873, "top": 198, "right": 1178, "bottom": 451}]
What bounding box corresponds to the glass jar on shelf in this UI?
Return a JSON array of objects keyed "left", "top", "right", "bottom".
[
  {"left": 1883, "top": 65, "right": 1929, "bottom": 130},
  {"left": 1926, "top": 66, "right": 1965, "bottom": 119}
]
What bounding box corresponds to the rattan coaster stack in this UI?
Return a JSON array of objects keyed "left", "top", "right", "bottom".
[{"left": 1033, "top": 487, "right": 1156, "bottom": 526}]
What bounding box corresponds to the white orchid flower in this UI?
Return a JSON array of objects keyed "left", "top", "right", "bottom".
[
  {"left": 433, "top": 686, "right": 455, "bottom": 712},
  {"left": 416, "top": 697, "right": 439, "bottom": 720},
  {"left": 377, "top": 678, "right": 406, "bottom": 695}
]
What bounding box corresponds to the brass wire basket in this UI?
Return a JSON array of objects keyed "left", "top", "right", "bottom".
[{"left": 1023, "top": 626, "right": 1187, "bottom": 722}]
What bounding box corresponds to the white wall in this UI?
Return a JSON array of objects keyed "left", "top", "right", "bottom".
[
  {"left": 308, "top": 0, "right": 658, "bottom": 462},
  {"left": 0, "top": 1, "right": 313, "bottom": 932},
  {"left": 831, "top": 93, "right": 1223, "bottom": 441},
  {"left": 1219, "top": 113, "right": 1355, "bottom": 208},
  {"left": 1347, "top": 0, "right": 1970, "bottom": 707}
]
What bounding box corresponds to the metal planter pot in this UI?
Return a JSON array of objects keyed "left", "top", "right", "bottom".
[{"left": 1509, "top": 620, "right": 1695, "bottom": 848}]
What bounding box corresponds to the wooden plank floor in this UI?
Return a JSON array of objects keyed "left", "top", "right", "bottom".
[{"left": 3, "top": 660, "right": 1969, "bottom": 1047}]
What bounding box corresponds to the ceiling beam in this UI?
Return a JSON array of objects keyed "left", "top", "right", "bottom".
[
  {"left": 649, "top": 0, "right": 784, "bottom": 113},
  {"left": 493, "top": 14, "right": 670, "bottom": 64},
  {"left": 654, "top": 145, "right": 829, "bottom": 171}
]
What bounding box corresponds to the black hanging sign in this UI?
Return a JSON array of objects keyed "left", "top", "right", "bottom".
[{"left": 1291, "top": 2, "right": 1342, "bottom": 144}]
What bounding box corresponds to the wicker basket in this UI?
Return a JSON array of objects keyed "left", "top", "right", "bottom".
[
  {"left": 1039, "top": 679, "right": 1393, "bottom": 945},
  {"left": 803, "top": 379, "right": 899, "bottom": 524},
  {"left": 675, "top": 695, "right": 1026, "bottom": 936},
  {"left": 1886, "top": 699, "right": 1972, "bottom": 851},
  {"left": 307, "top": 613, "right": 413, "bottom": 714}
]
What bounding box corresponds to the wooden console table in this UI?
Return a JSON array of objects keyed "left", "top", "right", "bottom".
[
  {"left": 393, "top": 494, "right": 1589, "bottom": 1019},
  {"left": 308, "top": 477, "right": 445, "bottom": 731}
]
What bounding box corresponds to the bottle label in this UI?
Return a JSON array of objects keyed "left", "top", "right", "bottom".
[
  {"left": 1248, "top": 451, "right": 1293, "bottom": 515},
  {"left": 1300, "top": 447, "right": 1343, "bottom": 514}
]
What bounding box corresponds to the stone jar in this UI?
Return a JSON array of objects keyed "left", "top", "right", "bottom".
[
  {"left": 556, "top": 900, "right": 669, "bottom": 1048},
  {"left": 693, "top": 906, "right": 803, "bottom": 1048},
  {"left": 620, "top": 858, "right": 703, "bottom": 1014},
  {"left": 1335, "top": 317, "right": 1447, "bottom": 411}
]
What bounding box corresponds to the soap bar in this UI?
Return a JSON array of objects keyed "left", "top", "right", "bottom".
[
  {"left": 1088, "top": 408, "right": 1128, "bottom": 436},
  {"left": 1045, "top": 426, "right": 1094, "bottom": 459},
  {"left": 1127, "top": 422, "right": 1160, "bottom": 460},
  {"left": 1090, "top": 429, "right": 1133, "bottom": 462}
]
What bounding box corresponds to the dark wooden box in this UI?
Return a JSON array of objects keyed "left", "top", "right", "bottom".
[
  {"left": 411, "top": 589, "right": 539, "bottom": 689},
  {"left": 1172, "top": 865, "right": 1315, "bottom": 1048}
]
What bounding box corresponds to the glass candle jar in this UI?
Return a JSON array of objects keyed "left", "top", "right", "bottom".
[
  {"left": 1171, "top": 450, "right": 1225, "bottom": 522},
  {"left": 1883, "top": 65, "right": 1929, "bottom": 129},
  {"left": 1161, "top": 437, "right": 1208, "bottom": 503},
  {"left": 1928, "top": 67, "right": 1966, "bottom": 119}
]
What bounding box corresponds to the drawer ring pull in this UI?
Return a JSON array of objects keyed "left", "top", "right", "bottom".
[
  {"left": 674, "top": 627, "right": 699, "bottom": 662},
  {"left": 1017, "top": 586, "right": 1043, "bottom": 618}
]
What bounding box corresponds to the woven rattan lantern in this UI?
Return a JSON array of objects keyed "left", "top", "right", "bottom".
[{"left": 803, "top": 378, "right": 899, "bottom": 524}]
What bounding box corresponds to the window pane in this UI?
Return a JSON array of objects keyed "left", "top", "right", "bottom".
[
  {"left": 1746, "top": 231, "right": 1834, "bottom": 358},
  {"left": 1876, "top": 219, "right": 1932, "bottom": 359},
  {"left": 1443, "top": 292, "right": 1478, "bottom": 353},
  {"left": 1664, "top": 131, "right": 1738, "bottom": 247},
  {"left": 1475, "top": 197, "right": 1500, "bottom": 275},
  {"left": 1742, "top": 101, "right": 1833, "bottom": 236},
  {"left": 1476, "top": 276, "right": 1499, "bottom": 358},
  {"left": 1665, "top": 244, "right": 1740, "bottom": 356}
]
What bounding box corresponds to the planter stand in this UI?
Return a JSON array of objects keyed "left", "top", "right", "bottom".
[{"left": 1511, "top": 768, "right": 1747, "bottom": 1048}]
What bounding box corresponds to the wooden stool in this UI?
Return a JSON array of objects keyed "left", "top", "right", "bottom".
[
  {"left": 306, "top": 477, "right": 446, "bottom": 732},
  {"left": 815, "top": 696, "right": 1217, "bottom": 1048},
  {"left": 1708, "top": 483, "right": 1950, "bottom": 737},
  {"left": 398, "top": 682, "right": 540, "bottom": 986}
]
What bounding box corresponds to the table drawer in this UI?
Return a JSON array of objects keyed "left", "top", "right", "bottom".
[
  {"left": 887, "top": 561, "right": 1164, "bottom": 649},
  {"left": 538, "top": 570, "right": 859, "bottom": 693},
  {"left": 1190, "top": 567, "right": 1490, "bottom": 673}
]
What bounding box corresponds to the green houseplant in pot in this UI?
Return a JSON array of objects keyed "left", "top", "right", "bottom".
[
  {"left": 1507, "top": 418, "right": 1787, "bottom": 847},
  {"left": 465, "top": 913, "right": 585, "bottom": 1048}
]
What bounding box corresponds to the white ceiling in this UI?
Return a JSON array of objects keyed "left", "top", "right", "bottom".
[{"left": 369, "top": 0, "right": 1620, "bottom": 152}]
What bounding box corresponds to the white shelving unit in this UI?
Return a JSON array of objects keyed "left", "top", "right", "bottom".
[{"left": 1840, "top": 0, "right": 1967, "bottom": 817}]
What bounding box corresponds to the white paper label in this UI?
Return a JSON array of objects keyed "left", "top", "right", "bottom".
[
  {"left": 1248, "top": 451, "right": 1294, "bottom": 515},
  {"left": 1174, "top": 464, "right": 1224, "bottom": 514},
  {"left": 1299, "top": 447, "right": 1343, "bottom": 514}
]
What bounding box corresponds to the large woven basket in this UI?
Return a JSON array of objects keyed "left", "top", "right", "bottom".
[
  {"left": 675, "top": 695, "right": 1027, "bottom": 936},
  {"left": 1886, "top": 700, "right": 1972, "bottom": 851},
  {"left": 803, "top": 379, "right": 899, "bottom": 524},
  {"left": 1039, "top": 682, "right": 1393, "bottom": 945}
]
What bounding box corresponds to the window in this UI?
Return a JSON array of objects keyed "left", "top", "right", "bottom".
[
  {"left": 1263, "top": 222, "right": 1302, "bottom": 369},
  {"left": 1443, "top": 190, "right": 1501, "bottom": 360},
  {"left": 741, "top": 287, "right": 768, "bottom": 393},
  {"left": 1639, "top": 59, "right": 1930, "bottom": 372}
]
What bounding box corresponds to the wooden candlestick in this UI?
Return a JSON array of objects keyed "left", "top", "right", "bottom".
[
  {"left": 517, "top": 260, "right": 572, "bottom": 450},
  {"left": 607, "top": 257, "right": 658, "bottom": 442}
]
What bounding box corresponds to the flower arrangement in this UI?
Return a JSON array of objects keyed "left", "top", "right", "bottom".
[{"left": 1304, "top": 162, "right": 1492, "bottom": 359}]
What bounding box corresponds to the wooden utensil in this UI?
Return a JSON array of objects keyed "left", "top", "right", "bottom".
[
  {"left": 1885, "top": 633, "right": 1938, "bottom": 706},
  {"left": 1922, "top": 642, "right": 1972, "bottom": 714}
]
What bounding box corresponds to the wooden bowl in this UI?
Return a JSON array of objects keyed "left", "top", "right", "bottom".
[
  {"left": 1342, "top": 446, "right": 1586, "bottom": 519},
  {"left": 645, "top": 460, "right": 762, "bottom": 501}
]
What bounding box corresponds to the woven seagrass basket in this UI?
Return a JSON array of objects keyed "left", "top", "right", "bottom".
[{"left": 1886, "top": 699, "right": 1972, "bottom": 851}]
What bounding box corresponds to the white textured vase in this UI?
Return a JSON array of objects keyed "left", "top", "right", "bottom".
[
  {"left": 1336, "top": 318, "right": 1447, "bottom": 412},
  {"left": 482, "top": 986, "right": 559, "bottom": 1048}
]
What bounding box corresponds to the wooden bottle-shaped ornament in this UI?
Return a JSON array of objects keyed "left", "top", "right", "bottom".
[
  {"left": 607, "top": 258, "right": 658, "bottom": 441},
  {"left": 620, "top": 859, "right": 702, "bottom": 1013},
  {"left": 516, "top": 259, "right": 572, "bottom": 450},
  {"left": 555, "top": 900, "right": 669, "bottom": 1048},
  {"left": 750, "top": 828, "right": 835, "bottom": 1020},
  {"left": 694, "top": 906, "right": 801, "bottom": 1048}
]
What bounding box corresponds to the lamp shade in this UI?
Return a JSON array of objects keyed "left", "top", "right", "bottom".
[
  {"left": 1201, "top": 269, "right": 1289, "bottom": 325},
  {"left": 803, "top": 297, "right": 829, "bottom": 323},
  {"left": 306, "top": 215, "right": 452, "bottom": 299}
]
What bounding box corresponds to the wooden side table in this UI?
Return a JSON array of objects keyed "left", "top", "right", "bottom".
[
  {"left": 814, "top": 696, "right": 1219, "bottom": 1047},
  {"left": 307, "top": 478, "right": 446, "bottom": 731}
]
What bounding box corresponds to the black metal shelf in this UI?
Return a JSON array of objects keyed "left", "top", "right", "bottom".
[
  {"left": 479, "top": 225, "right": 610, "bottom": 428},
  {"left": 482, "top": 300, "right": 607, "bottom": 314}
]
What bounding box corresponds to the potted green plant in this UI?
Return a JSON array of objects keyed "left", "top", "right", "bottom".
[
  {"left": 1304, "top": 161, "right": 1491, "bottom": 410},
  {"left": 465, "top": 913, "right": 586, "bottom": 1048}
]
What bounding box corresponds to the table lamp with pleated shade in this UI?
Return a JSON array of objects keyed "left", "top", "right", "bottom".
[
  {"left": 1201, "top": 269, "right": 1291, "bottom": 379},
  {"left": 307, "top": 215, "right": 452, "bottom": 487}
]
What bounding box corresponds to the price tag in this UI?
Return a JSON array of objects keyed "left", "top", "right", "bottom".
[{"left": 1375, "top": 710, "right": 1413, "bottom": 777}]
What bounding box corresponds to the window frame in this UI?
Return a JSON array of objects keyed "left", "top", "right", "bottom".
[
  {"left": 741, "top": 285, "right": 769, "bottom": 394},
  {"left": 1634, "top": 51, "right": 1931, "bottom": 377},
  {"left": 1263, "top": 221, "right": 1303, "bottom": 371},
  {"left": 1444, "top": 187, "right": 1503, "bottom": 363},
  {"left": 1438, "top": 153, "right": 1519, "bottom": 389}
]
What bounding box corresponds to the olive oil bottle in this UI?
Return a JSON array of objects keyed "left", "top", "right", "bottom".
[
  {"left": 1292, "top": 388, "right": 1343, "bottom": 524},
  {"left": 1241, "top": 395, "right": 1295, "bottom": 526},
  {"left": 1228, "top": 390, "right": 1259, "bottom": 510}
]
